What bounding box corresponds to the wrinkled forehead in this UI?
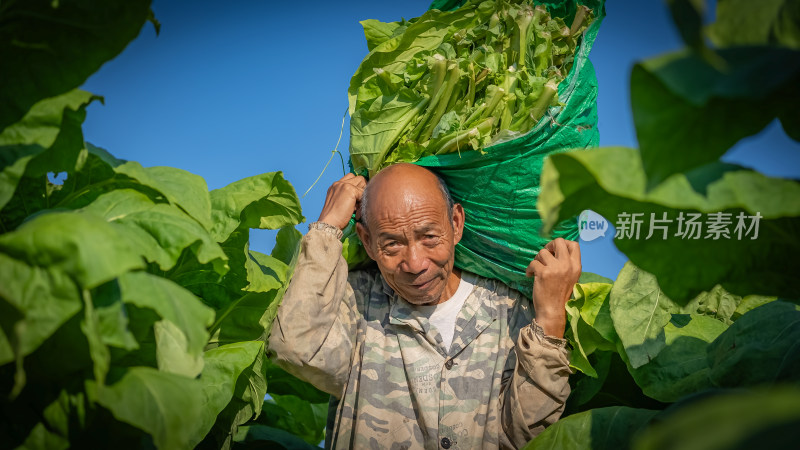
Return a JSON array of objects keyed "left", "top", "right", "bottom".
[{"left": 369, "top": 185, "right": 450, "bottom": 230}]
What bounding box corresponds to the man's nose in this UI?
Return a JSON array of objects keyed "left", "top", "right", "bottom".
[{"left": 401, "top": 243, "right": 427, "bottom": 274}]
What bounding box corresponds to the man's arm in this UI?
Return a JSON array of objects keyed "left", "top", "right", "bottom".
[
  {"left": 499, "top": 319, "right": 572, "bottom": 448},
  {"left": 267, "top": 174, "right": 367, "bottom": 398},
  {"left": 500, "top": 238, "right": 581, "bottom": 448}
]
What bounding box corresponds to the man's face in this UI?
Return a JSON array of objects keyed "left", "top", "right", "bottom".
[{"left": 356, "top": 166, "right": 464, "bottom": 305}]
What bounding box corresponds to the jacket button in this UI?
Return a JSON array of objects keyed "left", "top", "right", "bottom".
[
  {"left": 444, "top": 359, "right": 453, "bottom": 370},
  {"left": 441, "top": 437, "right": 451, "bottom": 448}
]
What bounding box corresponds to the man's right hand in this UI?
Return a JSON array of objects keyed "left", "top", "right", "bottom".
[{"left": 317, "top": 173, "right": 367, "bottom": 230}]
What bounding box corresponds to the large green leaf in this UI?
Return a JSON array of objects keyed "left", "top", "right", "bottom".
[
  {"left": 707, "top": 0, "right": 800, "bottom": 49},
  {"left": 341, "top": 221, "right": 371, "bottom": 271},
  {"left": 347, "top": 3, "right": 488, "bottom": 115},
  {"left": 154, "top": 320, "right": 204, "bottom": 378},
  {"left": 631, "top": 0, "right": 800, "bottom": 187},
  {"left": 0, "top": 212, "right": 144, "bottom": 289},
  {"left": 244, "top": 250, "right": 289, "bottom": 294},
  {"left": 95, "top": 367, "right": 205, "bottom": 450},
  {"left": 0, "top": 91, "right": 102, "bottom": 224},
  {"left": 82, "top": 287, "right": 113, "bottom": 384},
  {"left": 665, "top": 0, "right": 706, "bottom": 52},
  {"left": 264, "top": 359, "right": 330, "bottom": 404},
  {"left": 10, "top": 382, "right": 89, "bottom": 450},
  {"left": 0, "top": 149, "right": 38, "bottom": 220},
  {"left": 2, "top": 369, "right": 154, "bottom": 448},
  {"left": 35, "top": 143, "right": 122, "bottom": 213},
  {"left": 0, "top": 254, "right": 82, "bottom": 376},
  {"left": 731, "top": 294, "right": 777, "bottom": 320},
  {"left": 189, "top": 341, "right": 264, "bottom": 449},
  {"left": 538, "top": 147, "right": 800, "bottom": 300},
  {"left": 360, "top": 19, "right": 406, "bottom": 52},
  {"left": 168, "top": 228, "right": 251, "bottom": 313},
  {"left": 609, "top": 262, "right": 746, "bottom": 369},
  {"left": 209, "top": 172, "right": 304, "bottom": 243},
  {"left": 3, "top": 141, "right": 216, "bottom": 237},
  {"left": 81, "top": 271, "right": 212, "bottom": 386},
  {"left": 208, "top": 346, "right": 269, "bottom": 450},
  {"left": 0, "top": 325, "right": 13, "bottom": 367},
  {"left": 209, "top": 221, "right": 299, "bottom": 347},
  {"left": 207, "top": 220, "right": 305, "bottom": 446},
  {"left": 0, "top": 0, "right": 153, "bottom": 132},
  {"left": 609, "top": 262, "right": 682, "bottom": 368},
  {"left": 633, "top": 387, "right": 800, "bottom": 450},
  {"left": 18, "top": 423, "right": 70, "bottom": 450},
  {"left": 349, "top": 87, "right": 431, "bottom": 176},
  {"left": 0, "top": 89, "right": 98, "bottom": 174},
  {"left": 270, "top": 225, "right": 302, "bottom": 266},
  {"left": 168, "top": 220, "right": 294, "bottom": 327},
  {"left": 255, "top": 393, "right": 328, "bottom": 446},
  {"left": 625, "top": 315, "right": 727, "bottom": 403},
  {"left": 208, "top": 291, "right": 283, "bottom": 348},
  {"left": 523, "top": 406, "right": 660, "bottom": 450},
  {"left": 116, "top": 271, "right": 214, "bottom": 363},
  {"left": 631, "top": 47, "right": 800, "bottom": 188},
  {"left": 113, "top": 162, "right": 214, "bottom": 232},
  {"left": 10, "top": 313, "right": 93, "bottom": 390},
  {"left": 565, "top": 350, "right": 613, "bottom": 414},
  {"left": 566, "top": 282, "right": 615, "bottom": 376},
  {"left": 90, "top": 271, "right": 213, "bottom": 377},
  {"left": 233, "top": 424, "right": 318, "bottom": 450},
  {"left": 706, "top": 300, "right": 800, "bottom": 388},
  {"left": 90, "top": 292, "right": 138, "bottom": 353},
  {"left": 578, "top": 272, "right": 614, "bottom": 284},
  {"left": 0, "top": 90, "right": 98, "bottom": 211},
  {"left": 82, "top": 189, "right": 227, "bottom": 274}
]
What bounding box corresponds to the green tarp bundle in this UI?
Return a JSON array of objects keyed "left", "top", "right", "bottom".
[{"left": 348, "top": 0, "right": 605, "bottom": 296}]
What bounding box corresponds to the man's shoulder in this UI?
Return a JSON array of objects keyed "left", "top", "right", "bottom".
[
  {"left": 347, "top": 266, "right": 383, "bottom": 293},
  {"left": 346, "top": 267, "right": 395, "bottom": 323}
]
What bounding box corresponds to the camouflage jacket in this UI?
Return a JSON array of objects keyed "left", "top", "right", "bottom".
[{"left": 268, "top": 228, "right": 572, "bottom": 449}]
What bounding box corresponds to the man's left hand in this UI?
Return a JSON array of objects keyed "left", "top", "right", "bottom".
[{"left": 525, "top": 238, "right": 581, "bottom": 338}]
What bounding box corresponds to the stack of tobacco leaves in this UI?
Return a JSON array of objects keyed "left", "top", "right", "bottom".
[{"left": 348, "top": 0, "right": 594, "bottom": 176}]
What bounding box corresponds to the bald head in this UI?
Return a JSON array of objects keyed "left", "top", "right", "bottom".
[{"left": 360, "top": 163, "right": 454, "bottom": 229}]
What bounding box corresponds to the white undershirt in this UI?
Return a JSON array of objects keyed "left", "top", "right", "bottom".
[{"left": 415, "top": 272, "right": 475, "bottom": 351}]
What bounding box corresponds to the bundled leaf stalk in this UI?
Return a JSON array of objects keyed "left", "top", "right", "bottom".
[{"left": 349, "top": 0, "right": 594, "bottom": 176}]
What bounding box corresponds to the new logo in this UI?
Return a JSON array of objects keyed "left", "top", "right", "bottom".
[{"left": 578, "top": 210, "right": 608, "bottom": 242}]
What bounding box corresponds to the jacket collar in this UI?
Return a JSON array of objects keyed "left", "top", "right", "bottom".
[{"left": 384, "top": 272, "right": 498, "bottom": 356}]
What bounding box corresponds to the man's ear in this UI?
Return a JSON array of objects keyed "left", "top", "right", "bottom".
[
  {"left": 355, "top": 222, "right": 376, "bottom": 261},
  {"left": 452, "top": 203, "right": 465, "bottom": 245}
]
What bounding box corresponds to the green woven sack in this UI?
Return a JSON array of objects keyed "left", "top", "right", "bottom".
[{"left": 345, "top": 0, "right": 605, "bottom": 296}]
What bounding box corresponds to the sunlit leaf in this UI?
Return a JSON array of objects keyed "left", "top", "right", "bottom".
[
  {"left": 539, "top": 147, "right": 800, "bottom": 300},
  {"left": 95, "top": 367, "right": 205, "bottom": 450}
]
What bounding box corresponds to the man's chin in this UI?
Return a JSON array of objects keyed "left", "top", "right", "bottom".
[{"left": 399, "top": 281, "right": 443, "bottom": 305}]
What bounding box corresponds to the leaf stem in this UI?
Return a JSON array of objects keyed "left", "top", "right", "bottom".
[{"left": 303, "top": 107, "right": 348, "bottom": 197}]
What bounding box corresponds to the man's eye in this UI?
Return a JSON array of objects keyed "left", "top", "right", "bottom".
[
  {"left": 423, "top": 235, "right": 439, "bottom": 244},
  {"left": 381, "top": 241, "right": 401, "bottom": 256}
]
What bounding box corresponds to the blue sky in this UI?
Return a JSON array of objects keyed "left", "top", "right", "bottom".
[{"left": 81, "top": 0, "right": 800, "bottom": 281}]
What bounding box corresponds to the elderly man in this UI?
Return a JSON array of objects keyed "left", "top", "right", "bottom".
[{"left": 268, "top": 163, "right": 580, "bottom": 449}]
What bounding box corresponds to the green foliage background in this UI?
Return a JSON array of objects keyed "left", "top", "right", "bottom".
[
  {"left": 1, "top": 0, "right": 799, "bottom": 449},
  {"left": 529, "top": 0, "right": 800, "bottom": 448},
  {"left": 0, "top": 1, "right": 327, "bottom": 449}
]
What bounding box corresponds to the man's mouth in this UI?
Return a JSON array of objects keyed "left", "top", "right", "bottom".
[{"left": 411, "top": 278, "right": 434, "bottom": 290}]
